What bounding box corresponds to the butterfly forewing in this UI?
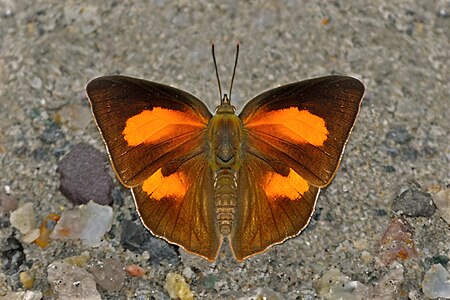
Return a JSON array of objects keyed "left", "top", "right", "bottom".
[
  {"left": 86, "top": 75, "right": 212, "bottom": 187},
  {"left": 239, "top": 76, "right": 365, "bottom": 187}
]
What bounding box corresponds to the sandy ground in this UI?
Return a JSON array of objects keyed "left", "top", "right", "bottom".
[{"left": 0, "top": 1, "right": 449, "bottom": 299}]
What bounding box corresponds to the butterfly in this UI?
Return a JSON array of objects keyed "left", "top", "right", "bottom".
[{"left": 86, "top": 45, "right": 365, "bottom": 261}]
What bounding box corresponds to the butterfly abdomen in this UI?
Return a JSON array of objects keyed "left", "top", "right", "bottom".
[{"left": 214, "top": 169, "right": 237, "bottom": 235}]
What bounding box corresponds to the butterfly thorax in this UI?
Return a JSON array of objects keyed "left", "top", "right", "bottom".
[{"left": 208, "top": 99, "right": 242, "bottom": 235}]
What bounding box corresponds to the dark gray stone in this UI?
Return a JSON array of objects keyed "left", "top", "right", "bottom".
[
  {"left": 383, "top": 165, "right": 396, "bottom": 173},
  {"left": 57, "top": 143, "right": 114, "bottom": 205},
  {"left": 111, "top": 186, "right": 125, "bottom": 207},
  {"left": 426, "top": 255, "right": 449, "bottom": 268},
  {"left": 374, "top": 209, "right": 388, "bottom": 216},
  {"left": 402, "top": 147, "right": 419, "bottom": 161},
  {"left": 392, "top": 188, "right": 436, "bottom": 217},
  {"left": 120, "top": 219, "right": 180, "bottom": 265},
  {"left": 40, "top": 122, "right": 65, "bottom": 144},
  {"left": 1, "top": 236, "right": 26, "bottom": 274},
  {"left": 386, "top": 126, "right": 413, "bottom": 144}
]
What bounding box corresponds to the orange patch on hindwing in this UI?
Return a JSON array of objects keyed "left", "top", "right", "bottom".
[
  {"left": 246, "top": 107, "right": 329, "bottom": 146},
  {"left": 123, "top": 107, "right": 203, "bottom": 146},
  {"left": 264, "top": 168, "right": 309, "bottom": 200},
  {"left": 142, "top": 169, "right": 187, "bottom": 200}
]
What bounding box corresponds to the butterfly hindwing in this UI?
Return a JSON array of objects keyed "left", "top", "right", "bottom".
[
  {"left": 231, "top": 155, "right": 319, "bottom": 261},
  {"left": 239, "top": 75, "right": 365, "bottom": 187},
  {"left": 86, "top": 75, "right": 212, "bottom": 187},
  {"left": 132, "top": 154, "right": 221, "bottom": 261}
]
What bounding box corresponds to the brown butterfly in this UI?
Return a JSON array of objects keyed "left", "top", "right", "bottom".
[{"left": 86, "top": 45, "right": 365, "bottom": 261}]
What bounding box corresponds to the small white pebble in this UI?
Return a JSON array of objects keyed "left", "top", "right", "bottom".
[
  {"left": 50, "top": 201, "right": 113, "bottom": 247},
  {"left": 22, "top": 228, "right": 40, "bottom": 244},
  {"left": 182, "top": 267, "right": 194, "bottom": 279},
  {"left": 422, "top": 264, "right": 450, "bottom": 298},
  {"left": 10, "top": 202, "right": 36, "bottom": 234},
  {"left": 141, "top": 251, "right": 150, "bottom": 261}
]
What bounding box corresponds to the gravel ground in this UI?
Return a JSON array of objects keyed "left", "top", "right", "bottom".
[{"left": 0, "top": 1, "right": 449, "bottom": 299}]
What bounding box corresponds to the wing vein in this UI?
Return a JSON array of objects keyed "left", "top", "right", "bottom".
[
  {"left": 249, "top": 129, "right": 334, "bottom": 159},
  {"left": 246, "top": 132, "right": 324, "bottom": 183},
  {"left": 123, "top": 132, "right": 205, "bottom": 184}
]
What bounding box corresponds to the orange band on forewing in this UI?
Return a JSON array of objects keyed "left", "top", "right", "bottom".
[
  {"left": 142, "top": 169, "right": 187, "bottom": 200},
  {"left": 123, "top": 107, "right": 203, "bottom": 146},
  {"left": 246, "top": 108, "right": 329, "bottom": 146},
  {"left": 264, "top": 168, "right": 309, "bottom": 200}
]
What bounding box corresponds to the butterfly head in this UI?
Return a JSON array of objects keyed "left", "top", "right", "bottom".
[{"left": 215, "top": 93, "right": 236, "bottom": 114}]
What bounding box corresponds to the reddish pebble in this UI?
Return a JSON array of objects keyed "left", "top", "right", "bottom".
[
  {"left": 125, "top": 264, "right": 146, "bottom": 277},
  {"left": 376, "top": 217, "right": 417, "bottom": 267},
  {"left": 88, "top": 259, "right": 125, "bottom": 292}
]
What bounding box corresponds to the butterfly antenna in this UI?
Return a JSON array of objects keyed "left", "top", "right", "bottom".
[
  {"left": 212, "top": 44, "right": 223, "bottom": 103},
  {"left": 228, "top": 43, "right": 239, "bottom": 102}
]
